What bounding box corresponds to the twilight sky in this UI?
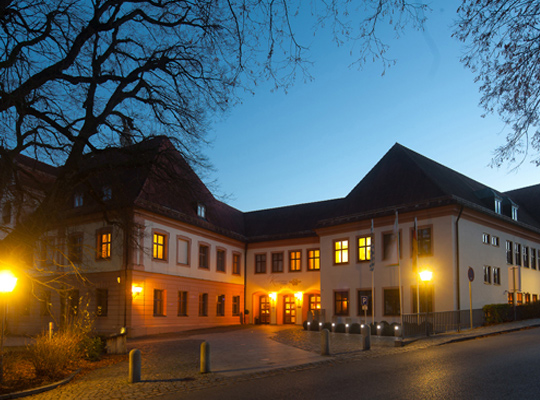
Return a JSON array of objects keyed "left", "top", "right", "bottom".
[{"left": 206, "top": 1, "right": 539, "bottom": 213}]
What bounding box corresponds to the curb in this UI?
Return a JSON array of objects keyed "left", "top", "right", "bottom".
[{"left": 0, "top": 369, "right": 80, "bottom": 400}]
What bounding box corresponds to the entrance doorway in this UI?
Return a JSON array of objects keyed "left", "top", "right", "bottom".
[
  {"left": 259, "top": 295, "right": 270, "bottom": 324},
  {"left": 283, "top": 294, "right": 296, "bottom": 324}
]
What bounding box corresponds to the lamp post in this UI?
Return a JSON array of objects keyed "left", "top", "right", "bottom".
[
  {"left": 419, "top": 270, "right": 432, "bottom": 337},
  {"left": 0, "top": 270, "right": 18, "bottom": 384}
]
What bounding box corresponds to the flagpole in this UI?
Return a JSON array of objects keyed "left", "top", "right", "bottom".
[
  {"left": 414, "top": 217, "right": 420, "bottom": 324},
  {"left": 370, "top": 219, "right": 375, "bottom": 325},
  {"left": 396, "top": 211, "right": 404, "bottom": 338}
]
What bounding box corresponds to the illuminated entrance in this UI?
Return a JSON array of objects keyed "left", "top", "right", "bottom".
[
  {"left": 283, "top": 294, "right": 296, "bottom": 324},
  {"left": 259, "top": 295, "right": 270, "bottom": 324}
]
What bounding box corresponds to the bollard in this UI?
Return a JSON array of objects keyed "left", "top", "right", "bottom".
[
  {"left": 48, "top": 322, "right": 54, "bottom": 341},
  {"left": 200, "top": 341, "right": 210, "bottom": 373},
  {"left": 321, "top": 329, "right": 330, "bottom": 356},
  {"left": 128, "top": 349, "right": 141, "bottom": 383},
  {"left": 361, "top": 324, "right": 371, "bottom": 351}
]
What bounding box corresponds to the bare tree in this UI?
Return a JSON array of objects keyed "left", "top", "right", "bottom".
[{"left": 454, "top": 0, "right": 540, "bottom": 167}]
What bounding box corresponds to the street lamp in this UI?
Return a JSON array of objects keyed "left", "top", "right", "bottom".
[
  {"left": 0, "top": 270, "right": 18, "bottom": 384},
  {"left": 419, "top": 270, "right": 432, "bottom": 337}
]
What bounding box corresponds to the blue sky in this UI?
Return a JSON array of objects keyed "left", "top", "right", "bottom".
[{"left": 206, "top": 2, "right": 539, "bottom": 212}]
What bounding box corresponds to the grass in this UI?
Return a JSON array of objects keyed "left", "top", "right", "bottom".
[{"left": 0, "top": 347, "right": 127, "bottom": 395}]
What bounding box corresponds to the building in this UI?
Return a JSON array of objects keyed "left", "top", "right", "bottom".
[{"left": 4, "top": 138, "right": 540, "bottom": 337}]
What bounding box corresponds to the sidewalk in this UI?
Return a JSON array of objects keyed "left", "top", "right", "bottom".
[{"left": 5, "top": 319, "right": 540, "bottom": 400}]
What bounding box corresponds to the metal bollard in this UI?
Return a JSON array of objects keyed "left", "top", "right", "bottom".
[
  {"left": 321, "top": 329, "right": 330, "bottom": 355},
  {"left": 361, "top": 324, "right": 371, "bottom": 351},
  {"left": 200, "top": 341, "right": 210, "bottom": 373},
  {"left": 48, "top": 322, "right": 54, "bottom": 340},
  {"left": 129, "top": 349, "right": 141, "bottom": 383}
]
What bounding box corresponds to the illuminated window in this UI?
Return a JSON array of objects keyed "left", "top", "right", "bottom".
[
  {"left": 534, "top": 294, "right": 538, "bottom": 303},
  {"left": 515, "top": 243, "right": 522, "bottom": 266},
  {"left": 289, "top": 250, "right": 301, "bottom": 272},
  {"left": 494, "top": 198, "right": 502, "bottom": 214},
  {"left": 255, "top": 254, "right": 266, "bottom": 273},
  {"left": 97, "top": 229, "right": 112, "bottom": 259},
  {"left": 152, "top": 233, "right": 167, "bottom": 260},
  {"left": 357, "top": 236, "right": 372, "bottom": 262},
  {"left": 506, "top": 241, "right": 513, "bottom": 264},
  {"left": 512, "top": 205, "right": 518, "bottom": 221},
  {"left": 199, "top": 244, "right": 209, "bottom": 269},
  {"left": 357, "top": 289, "right": 373, "bottom": 316},
  {"left": 308, "top": 294, "right": 321, "bottom": 312},
  {"left": 96, "top": 288, "right": 108, "bottom": 317},
  {"left": 232, "top": 296, "right": 241, "bottom": 316},
  {"left": 216, "top": 249, "right": 226, "bottom": 272},
  {"left": 482, "top": 233, "right": 490, "bottom": 244},
  {"left": 383, "top": 288, "right": 400, "bottom": 316},
  {"left": 153, "top": 289, "right": 165, "bottom": 316},
  {"left": 493, "top": 267, "right": 501, "bottom": 285},
  {"left": 272, "top": 252, "right": 283, "bottom": 273},
  {"left": 334, "top": 239, "right": 349, "bottom": 264},
  {"left": 74, "top": 193, "right": 83, "bottom": 208},
  {"left": 334, "top": 290, "right": 349, "bottom": 316},
  {"left": 526, "top": 293, "right": 531, "bottom": 304},
  {"left": 178, "top": 291, "right": 188, "bottom": 316},
  {"left": 483, "top": 265, "right": 492, "bottom": 284},
  {"left": 517, "top": 292, "right": 523, "bottom": 305},
  {"left": 197, "top": 203, "right": 206, "bottom": 219},
  {"left": 307, "top": 249, "right": 320, "bottom": 271},
  {"left": 508, "top": 292, "right": 514, "bottom": 305},
  {"left": 232, "top": 253, "right": 241, "bottom": 275},
  {"left": 68, "top": 233, "right": 83, "bottom": 263},
  {"left": 199, "top": 293, "right": 208, "bottom": 316},
  {"left": 216, "top": 295, "right": 225, "bottom": 316}
]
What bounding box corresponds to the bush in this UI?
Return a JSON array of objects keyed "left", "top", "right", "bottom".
[
  {"left": 335, "top": 323, "right": 346, "bottom": 333},
  {"left": 80, "top": 335, "right": 104, "bottom": 361},
  {"left": 483, "top": 303, "right": 513, "bottom": 324},
  {"left": 28, "top": 331, "right": 83, "bottom": 380},
  {"left": 349, "top": 323, "right": 361, "bottom": 334}
]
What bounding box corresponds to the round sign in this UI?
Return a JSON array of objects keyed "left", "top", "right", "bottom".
[{"left": 468, "top": 267, "right": 475, "bottom": 282}]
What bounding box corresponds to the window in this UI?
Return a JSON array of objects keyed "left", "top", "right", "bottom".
[
  {"left": 532, "top": 249, "right": 537, "bottom": 270},
  {"left": 517, "top": 293, "right": 523, "bottom": 306},
  {"left": 177, "top": 237, "right": 190, "bottom": 265},
  {"left": 357, "top": 289, "right": 373, "bottom": 316},
  {"left": 255, "top": 254, "right": 267, "bottom": 273},
  {"left": 216, "top": 249, "right": 226, "bottom": 272},
  {"left": 197, "top": 203, "right": 206, "bottom": 219},
  {"left": 418, "top": 227, "right": 432, "bottom": 256},
  {"left": 334, "top": 290, "right": 349, "bottom": 316},
  {"left": 74, "top": 193, "right": 83, "bottom": 208},
  {"left": 506, "top": 241, "right": 513, "bottom": 264},
  {"left": 289, "top": 250, "right": 301, "bottom": 272},
  {"left": 493, "top": 267, "right": 501, "bottom": 285},
  {"left": 383, "top": 232, "right": 402, "bottom": 262},
  {"left": 525, "top": 293, "right": 531, "bottom": 304},
  {"left": 68, "top": 233, "right": 83, "bottom": 264},
  {"left": 271, "top": 252, "right": 283, "bottom": 273},
  {"left": 512, "top": 205, "right": 518, "bottom": 221},
  {"left": 483, "top": 265, "right": 492, "bottom": 284},
  {"left": 307, "top": 249, "right": 320, "bottom": 271},
  {"left": 40, "top": 290, "right": 52, "bottom": 316},
  {"left": 482, "top": 233, "right": 490, "bottom": 244},
  {"left": 383, "top": 288, "right": 400, "bottom": 316},
  {"left": 534, "top": 294, "right": 538, "bottom": 303},
  {"left": 152, "top": 232, "right": 167, "bottom": 260},
  {"left": 178, "top": 291, "right": 188, "bottom": 316},
  {"left": 515, "top": 243, "right": 522, "bottom": 266},
  {"left": 334, "top": 239, "right": 349, "bottom": 264},
  {"left": 96, "top": 288, "right": 108, "bottom": 317},
  {"left": 508, "top": 292, "right": 514, "bottom": 305},
  {"left": 524, "top": 246, "right": 529, "bottom": 268},
  {"left": 102, "top": 186, "right": 112, "bottom": 201},
  {"left": 232, "top": 253, "right": 241, "bottom": 275},
  {"left": 412, "top": 284, "right": 433, "bottom": 313},
  {"left": 492, "top": 236, "right": 500, "bottom": 247},
  {"left": 199, "top": 293, "right": 208, "bottom": 316},
  {"left": 199, "top": 244, "right": 209, "bottom": 269},
  {"left": 2, "top": 202, "right": 12, "bottom": 224},
  {"left": 97, "top": 228, "right": 112, "bottom": 259},
  {"left": 216, "top": 295, "right": 225, "bottom": 316},
  {"left": 153, "top": 289, "right": 165, "bottom": 316},
  {"left": 357, "top": 236, "right": 372, "bottom": 262},
  {"left": 308, "top": 294, "right": 321, "bottom": 313},
  {"left": 495, "top": 197, "right": 502, "bottom": 214},
  {"left": 232, "top": 296, "right": 241, "bottom": 316}
]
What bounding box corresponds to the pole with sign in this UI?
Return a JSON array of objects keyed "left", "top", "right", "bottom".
[
  {"left": 468, "top": 267, "right": 474, "bottom": 329},
  {"left": 361, "top": 296, "right": 369, "bottom": 325}
]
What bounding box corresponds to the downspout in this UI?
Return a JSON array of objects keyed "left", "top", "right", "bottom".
[{"left": 455, "top": 205, "right": 464, "bottom": 332}]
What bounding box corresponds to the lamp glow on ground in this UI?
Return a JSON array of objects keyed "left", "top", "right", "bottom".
[{"left": 0, "top": 270, "right": 18, "bottom": 384}]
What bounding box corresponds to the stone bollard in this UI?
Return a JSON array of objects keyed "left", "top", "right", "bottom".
[
  {"left": 321, "top": 329, "right": 330, "bottom": 356},
  {"left": 361, "top": 324, "right": 371, "bottom": 351},
  {"left": 200, "top": 341, "right": 210, "bottom": 373},
  {"left": 128, "top": 349, "right": 141, "bottom": 383}
]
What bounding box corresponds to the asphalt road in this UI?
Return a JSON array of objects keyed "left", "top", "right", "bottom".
[{"left": 155, "top": 328, "right": 540, "bottom": 400}]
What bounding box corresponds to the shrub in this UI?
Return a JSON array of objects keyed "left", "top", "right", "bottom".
[
  {"left": 483, "top": 303, "right": 513, "bottom": 324},
  {"left": 80, "top": 335, "right": 104, "bottom": 361},
  {"left": 349, "top": 323, "right": 361, "bottom": 334},
  {"left": 335, "top": 323, "right": 346, "bottom": 333},
  {"left": 28, "top": 330, "right": 83, "bottom": 380}
]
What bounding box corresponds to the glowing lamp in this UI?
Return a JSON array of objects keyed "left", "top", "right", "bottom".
[
  {"left": 294, "top": 292, "right": 303, "bottom": 301},
  {"left": 269, "top": 292, "right": 277, "bottom": 302},
  {"left": 419, "top": 270, "right": 433, "bottom": 282},
  {"left": 0, "top": 271, "right": 17, "bottom": 293},
  {"left": 132, "top": 284, "right": 143, "bottom": 296}
]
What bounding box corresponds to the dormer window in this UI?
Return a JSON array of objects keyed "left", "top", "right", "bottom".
[
  {"left": 74, "top": 193, "right": 83, "bottom": 208},
  {"left": 197, "top": 203, "right": 206, "bottom": 219},
  {"left": 512, "top": 205, "right": 518, "bottom": 221},
  {"left": 494, "top": 197, "right": 502, "bottom": 214},
  {"left": 102, "top": 186, "right": 112, "bottom": 201}
]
